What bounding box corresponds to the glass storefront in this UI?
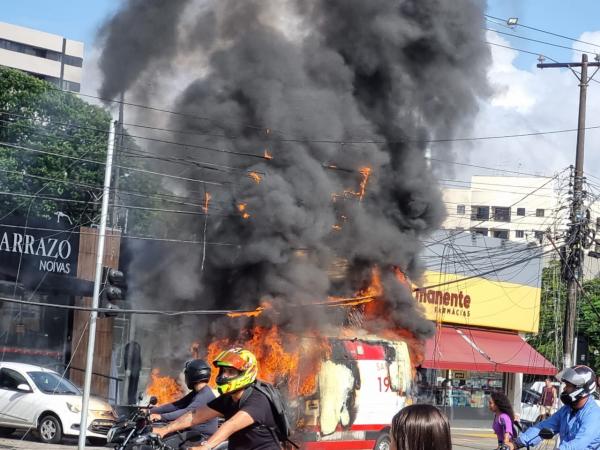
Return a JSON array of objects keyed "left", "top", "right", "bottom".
[
  {"left": 416, "top": 367, "right": 504, "bottom": 408},
  {"left": 0, "top": 283, "right": 71, "bottom": 371}
]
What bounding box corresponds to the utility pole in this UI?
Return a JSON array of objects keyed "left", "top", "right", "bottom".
[
  {"left": 111, "top": 91, "right": 125, "bottom": 228},
  {"left": 538, "top": 54, "right": 600, "bottom": 368},
  {"left": 77, "top": 121, "right": 116, "bottom": 450}
]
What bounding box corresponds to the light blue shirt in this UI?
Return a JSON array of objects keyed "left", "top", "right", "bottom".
[{"left": 518, "top": 397, "right": 600, "bottom": 449}]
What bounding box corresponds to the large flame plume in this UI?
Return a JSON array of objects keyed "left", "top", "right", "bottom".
[{"left": 146, "top": 368, "right": 184, "bottom": 405}]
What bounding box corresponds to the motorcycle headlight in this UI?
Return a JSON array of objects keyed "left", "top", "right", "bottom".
[{"left": 66, "top": 402, "right": 81, "bottom": 413}]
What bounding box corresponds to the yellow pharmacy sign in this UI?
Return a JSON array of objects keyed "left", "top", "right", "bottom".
[{"left": 414, "top": 271, "right": 541, "bottom": 333}]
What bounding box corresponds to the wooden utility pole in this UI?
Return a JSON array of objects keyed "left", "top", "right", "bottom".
[{"left": 538, "top": 54, "right": 600, "bottom": 368}]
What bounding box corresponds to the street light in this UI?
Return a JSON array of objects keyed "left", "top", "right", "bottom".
[{"left": 507, "top": 17, "right": 519, "bottom": 28}]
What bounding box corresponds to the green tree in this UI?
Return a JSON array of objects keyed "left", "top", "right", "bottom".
[
  {"left": 527, "top": 261, "right": 566, "bottom": 368},
  {"left": 576, "top": 277, "right": 600, "bottom": 372},
  {"left": 0, "top": 68, "right": 159, "bottom": 232},
  {"left": 529, "top": 260, "right": 600, "bottom": 372}
]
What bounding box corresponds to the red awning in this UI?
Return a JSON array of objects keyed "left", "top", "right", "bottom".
[
  {"left": 423, "top": 326, "right": 557, "bottom": 376},
  {"left": 422, "top": 326, "right": 495, "bottom": 372},
  {"left": 460, "top": 328, "right": 557, "bottom": 376}
]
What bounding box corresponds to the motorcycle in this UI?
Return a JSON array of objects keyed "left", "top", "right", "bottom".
[
  {"left": 106, "top": 396, "right": 160, "bottom": 450},
  {"left": 107, "top": 396, "right": 227, "bottom": 450}
]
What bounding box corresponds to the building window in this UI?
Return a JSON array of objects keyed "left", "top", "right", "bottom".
[
  {"left": 472, "top": 206, "right": 489, "bottom": 220},
  {"left": 456, "top": 205, "right": 466, "bottom": 215},
  {"left": 492, "top": 206, "right": 511, "bottom": 222},
  {"left": 536, "top": 209, "right": 545, "bottom": 217},
  {"left": 61, "top": 80, "right": 81, "bottom": 93},
  {"left": 473, "top": 228, "right": 488, "bottom": 237},
  {"left": 516, "top": 208, "right": 525, "bottom": 216},
  {"left": 515, "top": 230, "right": 525, "bottom": 238},
  {"left": 62, "top": 54, "right": 83, "bottom": 68},
  {"left": 534, "top": 231, "right": 544, "bottom": 241},
  {"left": 0, "top": 38, "right": 62, "bottom": 62},
  {"left": 493, "top": 229, "right": 509, "bottom": 239}
]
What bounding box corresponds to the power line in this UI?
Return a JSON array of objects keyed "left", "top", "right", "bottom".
[
  {"left": 416, "top": 248, "right": 554, "bottom": 291},
  {"left": 427, "top": 157, "right": 554, "bottom": 178},
  {"left": 484, "top": 14, "right": 600, "bottom": 51},
  {"left": 35, "top": 86, "right": 600, "bottom": 145},
  {"left": 0, "top": 113, "right": 265, "bottom": 171},
  {"left": 425, "top": 170, "right": 567, "bottom": 248},
  {"left": 484, "top": 27, "right": 591, "bottom": 55},
  {"left": 0, "top": 191, "right": 239, "bottom": 218},
  {"left": 0, "top": 295, "right": 253, "bottom": 316},
  {"left": 0, "top": 223, "right": 237, "bottom": 246},
  {"left": 0, "top": 141, "right": 229, "bottom": 188}
]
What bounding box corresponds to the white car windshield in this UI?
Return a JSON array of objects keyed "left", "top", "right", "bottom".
[{"left": 27, "top": 371, "right": 81, "bottom": 395}]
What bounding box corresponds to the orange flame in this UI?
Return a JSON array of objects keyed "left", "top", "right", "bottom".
[
  {"left": 146, "top": 368, "right": 183, "bottom": 405},
  {"left": 331, "top": 224, "right": 342, "bottom": 231},
  {"left": 237, "top": 203, "right": 250, "bottom": 219},
  {"left": 202, "top": 192, "right": 211, "bottom": 214},
  {"left": 205, "top": 326, "right": 331, "bottom": 397},
  {"left": 248, "top": 171, "right": 263, "bottom": 184},
  {"left": 357, "top": 167, "right": 372, "bottom": 201},
  {"left": 227, "top": 304, "right": 265, "bottom": 318}
]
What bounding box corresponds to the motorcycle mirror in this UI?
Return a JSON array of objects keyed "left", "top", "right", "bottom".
[
  {"left": 149, "top": 396, "right": 158, "bottom": 406},
  {"left": 539, "top": 428, "right": 555, "bottom": 440}
]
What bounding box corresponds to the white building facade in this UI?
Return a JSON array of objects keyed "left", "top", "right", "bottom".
[
  {"left": 0, "top": 21, "right": 83, "bottom": 92},
  {"left": 442, "top": 176, "right": 563, "bottom": 244}
]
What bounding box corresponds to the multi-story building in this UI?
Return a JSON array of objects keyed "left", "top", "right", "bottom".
[
  {"left": 0, "top": 21, "right": 83, "bottom": 92},
  {"left": 442, "top": 176, "right": 563, "bottom": 243},
  {"left": 442, "top": 174, "right": 600, "bottom": 279}
]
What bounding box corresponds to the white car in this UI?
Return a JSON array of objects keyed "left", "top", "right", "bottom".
[{"left": 0, "top": 362, "right": 116, "bottom": 445}]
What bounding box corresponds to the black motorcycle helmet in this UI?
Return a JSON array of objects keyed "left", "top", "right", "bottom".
[{"left": 184, "top": 359, "right": 211, "bottom": 389}]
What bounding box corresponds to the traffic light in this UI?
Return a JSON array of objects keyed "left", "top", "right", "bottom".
[{"left": 100, "top": 267, "right": 127, "bottom": 317}]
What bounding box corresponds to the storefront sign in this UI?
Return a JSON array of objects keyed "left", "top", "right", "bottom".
[
  {"left": 0, "top": 218, "right": 80, "bottom": 279},
  {"left": 414, "top": 270, "right": 541, "bottom": 333}
]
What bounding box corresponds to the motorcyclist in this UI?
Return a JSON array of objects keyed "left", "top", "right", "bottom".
[
  {"left": 154, "top": 347, "right": 280, "bottom": 450},
  {"left": 508, "top": 365, "right": 600, "bottom": 450},
  {"left": 150, "top": 359, "right": 218, "bottom": 448}
]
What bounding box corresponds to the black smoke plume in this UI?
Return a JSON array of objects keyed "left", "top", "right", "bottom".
[{"left": 97, "top": 0, "right": 490, "bottom": 353}]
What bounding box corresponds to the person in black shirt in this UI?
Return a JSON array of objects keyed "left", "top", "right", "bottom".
[
  {"left": 151, "top": 359, "right": 218, "bottom": 448},
  {"left": 155, "top": 348, "right": 280, "bottom": 450}
]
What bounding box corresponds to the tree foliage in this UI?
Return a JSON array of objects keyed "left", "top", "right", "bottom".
[
  {"left": 0, "top": 68, "right": 158, "bottom": 232},
  {"left": 529, "top": 260, "right": 600, "bottom": 372}
]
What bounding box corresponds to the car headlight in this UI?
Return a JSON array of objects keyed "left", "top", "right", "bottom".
[{"left": 66, "top": 402, "right": 81, "bottom": 413}]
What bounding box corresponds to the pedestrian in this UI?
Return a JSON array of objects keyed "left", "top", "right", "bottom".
[
  {"left": 390, "top": 404, "right": 452, "bottom": 450},
  {"left": 150, "top": 359, "right": 217, "bottom": 448},
  {"left": 538, "top": 377, "right": 557, "bottom": 420},
  {"left": 155, "top": 347, "right": 281, "bottom": 450},
  {"left": 488, "top": 392, "right": 516, "bottom": 448}
]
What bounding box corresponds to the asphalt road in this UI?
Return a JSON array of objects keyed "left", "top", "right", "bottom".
[
  {"left": 0, "top": 430, "right": 105, "bottom": 449},
  {"left": 0, "top": 429, "right": 499, "bottom": 449}
]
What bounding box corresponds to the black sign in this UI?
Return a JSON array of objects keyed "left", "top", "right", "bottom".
[{"left": 0, "top": 215, "right": 80, "bottom": 282}]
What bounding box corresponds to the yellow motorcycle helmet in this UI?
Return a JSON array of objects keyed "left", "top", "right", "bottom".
[{"left": 213, "top": 348, "right": 258, "bottom": 394}]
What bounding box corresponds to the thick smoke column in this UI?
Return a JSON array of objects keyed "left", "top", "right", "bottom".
[{"left": 97, "top": 0, "right": 489, "bottom": 345}]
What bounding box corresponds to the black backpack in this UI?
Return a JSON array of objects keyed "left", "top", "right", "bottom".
[{"left": 240, "top": 380, "right": 299, "bottom": 448}]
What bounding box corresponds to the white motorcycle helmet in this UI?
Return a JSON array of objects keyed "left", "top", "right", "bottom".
[{"left": 556, "top": 365, "right": 597, "bottom": 405}]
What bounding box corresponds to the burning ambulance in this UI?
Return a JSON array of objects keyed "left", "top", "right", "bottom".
[{"left": 294, "top": 336, "right": 412, "bottom": 450}]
